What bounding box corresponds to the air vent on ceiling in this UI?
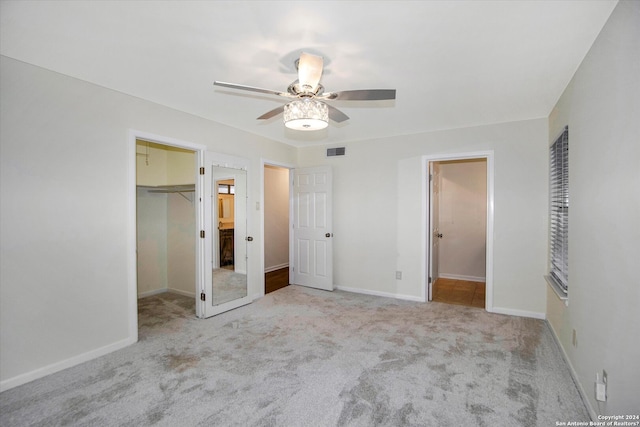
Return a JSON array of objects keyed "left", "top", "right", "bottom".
[{"left": 326, "top": 147, "right": 346, "bottom": 157}]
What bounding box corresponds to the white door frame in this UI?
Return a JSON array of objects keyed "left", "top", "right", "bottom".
[
  {"left": 128, "top": 130, "right": 205, "bottom": 340},
  {"left": 428, "top": 161, "right": 440, "bottom": 301},
  {"left": 259, "top": 159, "right": 295, "bottom": 298},
  {"left": 422, "top": 151, "right": 494, "bottom": 312}
]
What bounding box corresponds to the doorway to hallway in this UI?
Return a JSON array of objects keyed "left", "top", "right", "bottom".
[
  {"left": 263, "top": 164, "right": 291, "bottom": 294},
  {"left": 425, "top": 152, "right": 494, "bottom": 311}
]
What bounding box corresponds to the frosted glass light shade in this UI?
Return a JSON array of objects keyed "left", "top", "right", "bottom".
[{"left": 284, "top": 98, "right": 328, "bottom": 131}]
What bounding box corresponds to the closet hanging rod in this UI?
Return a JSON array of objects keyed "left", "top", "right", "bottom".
[{"left": 137, "top": 185, "right": 195, "bottom": 193}]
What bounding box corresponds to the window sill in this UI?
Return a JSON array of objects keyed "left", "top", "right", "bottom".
[{"left": 545, "top": 275, "right": 568, "bottom": 302}]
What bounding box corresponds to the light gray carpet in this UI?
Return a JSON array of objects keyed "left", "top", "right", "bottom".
[{"left": 0, "top": 286, "right": 589, "bottom": 426}]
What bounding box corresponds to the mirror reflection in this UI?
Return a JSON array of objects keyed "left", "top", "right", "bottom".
[{"left": 212, "top": 166, "right": 247, "bottom": 305}]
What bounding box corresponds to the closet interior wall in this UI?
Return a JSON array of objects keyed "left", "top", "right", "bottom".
[{"left": 136, "top": 140, "right": 196, "bottom": 298}]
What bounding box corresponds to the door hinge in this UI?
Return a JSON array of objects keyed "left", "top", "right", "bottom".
[
  {"left": 200, "top": 167, "right": 205, "bottom": 175},
  {"left": 429, "top": 174, "right": 433, "bottom": 182},
  {"left": 428, "top": 276, "right": 432, "bottom": 284},
  {"left": 200, "top": 230, "right": 205, "bottom": 238},
  {"left": 200, "top": 292, "right": 206, "bottom": 301}
]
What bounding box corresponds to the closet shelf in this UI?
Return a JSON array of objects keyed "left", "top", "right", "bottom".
[{"left": 138, "top": 184, "right": 195, "bottom": 193}]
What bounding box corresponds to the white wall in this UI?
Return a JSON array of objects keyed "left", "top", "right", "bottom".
[
  {"left": 438, "top": 160, "right": 487, "bottom": 281},
  {"left": 136, "top": 189, "right": 168, "bottom": 296},
  {"left": 264, "top": 165, "right": 290, "bottom": 271},
  {"left": 136, "top": 142, "right": 168, "bottom": 185},
  {"left": 167, "top": 192, "right": 195, "bottom": 296},
  {"left": 165, "top": 148, "right": 196, "bottom": 295},
  {"left": 136, "top": 142, "right": 195, "bottom": 298},
  {"left": 546, "top": 0, "right": 640, "bottom": 416},
  {"left": 166, "top": 148, "right": 196, "bottom": 186},
  {"left": 297, "top": 117, "right": 548, "bottom": 316},
  {"left": 0, "top": 55, "right": 296, "bottom": 389}
]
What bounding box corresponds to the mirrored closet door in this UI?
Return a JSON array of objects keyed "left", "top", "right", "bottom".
[{"left": 200, "top": 153, "right": 251, "bottom": 318}]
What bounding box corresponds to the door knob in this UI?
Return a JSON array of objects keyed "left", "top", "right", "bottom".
[
  {"left": 246, "top": 236, "right": 253, "bottom": 241},
  {"left": 325, "top": 233, "right": 332, "bottom": 238},
  {"left": 437, "top": 233, "right": 443, "bottom": 238}
]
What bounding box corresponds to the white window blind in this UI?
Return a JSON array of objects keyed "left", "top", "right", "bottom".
[{"left": 548, "top": 126, "right": 569, "bottom": 296}]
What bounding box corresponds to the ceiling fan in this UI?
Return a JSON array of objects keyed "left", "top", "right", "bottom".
[{"left": 213, "top": 52, "right": 396, "bottom": 131}]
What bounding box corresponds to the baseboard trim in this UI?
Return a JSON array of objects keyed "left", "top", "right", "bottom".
[
  {"left": 265, "top": 263, "right": 289, "bottom": 273},
  {"left": 0, "top": 336, "right": 136, "bottom": 392},
  {"left": 489, "top": 306, "right": 546, "bottom": 320},
  {"left": 137, "top": 288, "right": 167, "bottom": 298},
  {"left": 167, "top": 288, "right": 194, "bottom": 298},
  {"left": 438, "top": 273, "right": 486, "bottom": 283},
  {"left": 545, "top": 320, "right": 596, "bottom": 420},
  {"left": 138, "top": 288, "right": 194, "bottom": 299},
  {"left": 336, "top": 285, "right": 424, "bottom": 302}
]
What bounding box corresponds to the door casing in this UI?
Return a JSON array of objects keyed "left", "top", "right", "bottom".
[
  {"left": 428, "top": 161, "right": 441, "bottom": 301},
  {"left": 422, "top": 151, "right": 494, "bottom": 311},
  {"left": 128, "top": 130, "right": 206, "bottom": 340},
  {"left": 291, "top": 166, "right": 334, "bottom": 291},
  {"left": 260, "top": 159, "right": 295, "bottom": 297}
]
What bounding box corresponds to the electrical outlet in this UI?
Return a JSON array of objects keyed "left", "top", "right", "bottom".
[
  {"left": 595, "top": 371, "right": 607, "bottom": 402},
  {"left": 396, "top": 271, "right": 402, "bottom": 280}
]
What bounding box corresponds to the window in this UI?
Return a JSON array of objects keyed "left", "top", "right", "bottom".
[
  {"left": 547, "top": 126, "right": 569, "bottom": 298},
  {"left": 218, "top": 184, "right": 235, "bottom": 194}
]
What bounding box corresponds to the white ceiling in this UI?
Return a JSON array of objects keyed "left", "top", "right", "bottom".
[{"left": 0, "top": 0, "right": 617, "bottom": 147}]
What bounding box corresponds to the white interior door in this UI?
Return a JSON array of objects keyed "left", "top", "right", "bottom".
[
  {"left": 292, "top": 166, "right": 333, "bottom": 291},
  {"left": 428, "top": 162, "right": 441, "bottom": 301},
  {"left": 199, "top": 152, "right": 252, "bottom": 318}
]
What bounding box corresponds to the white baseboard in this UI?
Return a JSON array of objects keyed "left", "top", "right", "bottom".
[
  {"left": 0, "top": 336, "right": 136, "bottom": 392},
  {"left": 336, "top": 285, "right": 425, "bottom": 302},
  {"left": 138, "top": 288, "right": 195, "bottom": 299},
  {"left": 167, "top": 288, "right": 194, "bottom": 298},
  {"left": 489, "top": 306, "right": 546, "bottom": 320},
  {"left": 137, "top": 288, "right": 167, "bottom": 298},
  {"left": 545, "top": 320, "right": 596, "bottom": 420},
  {"left": 265, "top": 263, "right": 289, "bottom": 273},
  {"left": 438, "top": 273, "right": 486, "bottom": 283}
]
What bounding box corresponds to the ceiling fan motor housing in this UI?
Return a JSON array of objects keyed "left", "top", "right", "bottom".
[{"left": 287, "top": 82, "right": 324, "bottom": 98}]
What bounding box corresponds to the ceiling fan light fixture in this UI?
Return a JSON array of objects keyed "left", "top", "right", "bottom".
[{"left": 283, "top": 98, "right": 328, "bottom": 131}]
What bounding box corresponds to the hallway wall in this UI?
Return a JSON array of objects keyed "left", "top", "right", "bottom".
[
  {"left": 438, "top": 159, "right": 487, "bottom": 281},
  {"left": 264, "top": 165, "right": 290, "bottom": 272}
]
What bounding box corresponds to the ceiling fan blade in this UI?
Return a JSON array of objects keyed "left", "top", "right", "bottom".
[
  {"left": 257, "top": 105, "right": 285, "bottom": 120},
  {"left": 321, "top": 89, "right": 396, "bottom": 101},
  {"left": 213, "top": 81, "right": 290, "bottom": 97},
  {"left": 297, "top": 52, "right": 323, "bottom": 92},
  {"left": 328, "top": 105, "right": 349, "bottom": 123}
]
